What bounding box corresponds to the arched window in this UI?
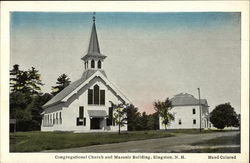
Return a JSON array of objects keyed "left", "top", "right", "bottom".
[
  {"left": 94, "top": 85, "right": 100, "bottom": 104},
  {"left": 98, "top": 60, "right": 102, "bottom": 69},
  {"left": 91, "top": 60, "right": 95, "bottom": 68},
  {"left": 88, "top": 85, "right": 105, "bottom": 105}
]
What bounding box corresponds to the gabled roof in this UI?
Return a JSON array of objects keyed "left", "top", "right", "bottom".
[
  {"left": 171, "top": 93, "right": 208, "bottom": 107},
  {"left": 81, "top": 20, "right": 106, "bottom": 61},
  {"left": 43, "top": 69, "right": 106, "bottom": 108},
  {"left": 43, "top": 70, "right": 130, "bottom": 109}
]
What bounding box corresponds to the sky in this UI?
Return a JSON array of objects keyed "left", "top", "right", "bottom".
[{"left": 10, "top": 12, "right": 241, "bottom": 114}]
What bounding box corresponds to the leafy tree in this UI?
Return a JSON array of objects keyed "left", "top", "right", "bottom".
[
  {"left": 111, "top": 102, "right": 128, "bottom": 134},
  {"left": 154, "top": 98, "right": 174, "bottom": 130},
  {"left": 210, "top": 103, "right": 239, "bottom": 129},
  {"left": 126, "top": 104, "right": 141, "bottom": 131},
  {"left": 51, "top": 74, "right": 71, "bottom": 96},
  {"left": 26, "top": 93, "right": 53, "bottom": 130},
  {"left": 10, "top": 64, "right": 43, "bottom": 95},
  {"left": 146, "top": 112, "right": 159, "bottom": 130},
  {"left": 10, "top": 64, "right": 46, "bottom": 131}
]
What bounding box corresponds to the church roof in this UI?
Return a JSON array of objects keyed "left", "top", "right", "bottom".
[
  {"left": 81, "top": 18, "right": 106, "bottom": 60},
  {"left": 43, "top": 70, "right": 107, "bottom": 108},
  {"left": 170, "top": 93, "right": 208, "bottom": 107}
]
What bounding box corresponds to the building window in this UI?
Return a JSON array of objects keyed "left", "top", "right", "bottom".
[
  {"left": 193, "top": 119, "right": 196, "bottom": 124},
  {"left": 178, "top": 119, "right": 182, "bottom": 125},
  {"left": 77, "top": 106, "right": 86, "bottom": 126},
  {"left": 88, "top": 85, "right": 105, "bottom": 105},
  {"left": 88, "top": 89, "right": 93, "bottom": 104},
  {"left": 59, "top": 112, "right": 62, "bottom": 124},
  {"left": 50, "top": 114, "right": 52, "bottom": 124},
  {"left": 193, "top": 108, "right": 196, "bottom": 114},
  {"left": 100, "top": 90, "right": 105, "bottom": 105},
  {"left": 94, "top": 85, "right": 100, "bottom": 104},
  {"left": 107, "top": 107, "right": 113, "bottom": 126},
  {"left": 98, "top": 60, "right": 101, "bottom": 69},
  {"left": 53, "top": 113, "right": 55, "bottom": 124},
  {"left": 79, "top": 106, "right": 84, "bottom": 118},
  {"left": 91, "top": 59, "right": 95, "bottom": 68},
  {"left": 56, "top": 112, "right": 58, "bottom": 124}
]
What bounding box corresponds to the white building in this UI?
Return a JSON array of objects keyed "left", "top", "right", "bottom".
[
  {"left": 41, "top": 16, "right": 130, "bottom": 132},
  {"left": 159, "top": 93, "right": 210, "bottom": 130}
]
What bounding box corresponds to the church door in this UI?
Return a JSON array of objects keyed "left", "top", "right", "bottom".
[{"left": 90, "top": 118, "right": 101, "bottom": 129}]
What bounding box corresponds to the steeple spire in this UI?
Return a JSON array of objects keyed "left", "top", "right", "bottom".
[
  {"left": 87, "top": 13, "right": 100, "bottom": 54},
  {"left": 82, "top": 13, "right": 107, "bottom": 71}
]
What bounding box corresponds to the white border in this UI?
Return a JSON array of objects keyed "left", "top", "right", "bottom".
[{"left": 1, "top": 1, "right": 249, "bottom": 163}]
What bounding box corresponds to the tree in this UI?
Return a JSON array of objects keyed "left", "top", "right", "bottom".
[
  {"left": 126, "top": 104, "right": 141, "bottom": 131},
  {"left": 10, "top": 64, "right": 44, "bottom": 95},
  {"left": 51, "top": 74, "right": 71, "bottom": 96},
  {"left": 10, "top": 64, "right": 46, "bottom": 131},
  {"left": 111, "top": 102, "right": 128, "bottom": 134},
  {"left": 210, "top": 103, "right": 239, "bottom": 130},
  {"left": 146, "top": 112, "right": 159, "bottom": 130},
  {"left": 26, "top": 93, "right": 53, "bottom": 130},
  {"left": 154, "top": 98, "right": 174, "bottom": 130}
]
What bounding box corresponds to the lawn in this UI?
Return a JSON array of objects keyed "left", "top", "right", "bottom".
[
  {"left": 10, "top": 130, "right": 174, "bottom": 152},
  {"left": 179, "top": 133, "right": 241, "bottom": 153},
  {"left": 10, "top": 129, "right": 236, "bottom": 152},
  {"left": 191, "top": 133, "right": 240, "bottom": 146}
]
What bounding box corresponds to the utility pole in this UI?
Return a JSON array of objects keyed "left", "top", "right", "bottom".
[{"left": 198, "top": 88, "right": 201, "bottom": 132}]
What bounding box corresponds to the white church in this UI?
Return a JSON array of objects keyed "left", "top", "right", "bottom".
[
  {"left": 41, "top": 15, "right": 130, "bottom": 132},
  {"left": 159, "top": 93, "right": 210, "bottom": 130}
]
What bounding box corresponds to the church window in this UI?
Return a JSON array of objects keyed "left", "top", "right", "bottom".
[
  {"left": 56, "top": 112, "right": 58, "bottom": 124},
  {"left": 79, "top": 106, "right": 84, "bottom": 118},
  {"left": 91, "top": 59, "right": 95, "bottom": 68},
  {"left": 193, "top": 108, "right": 196, "bottom": 114},
  {"left": 98, "top": 60, "right": 102, "bottom": 69},
  {"left": 94, "top": 85, "right": 100, "bottom": 104},
  {"left": 107, "top": 107, "right": 113, "bottom": 126},
  {"left": 193, "top": 119, "right": 196, "bottom": 125},
  {"left": 88, "top": 89, "right": 93, "bottom": 104},
  {"left": 53, "top": 113, "right": 55, "bottom": 124},
  {"left": 77, "top": 106, "right": 86, "bottom": 126},
  {"left": 100, "top": 90, "right": 105, "bottom": 105},
  {"left": 88, "top": 85, "right": 105, "bottom": 105},
  {"left": 59, "top": 112, "right": 62, "bottom": 124}
]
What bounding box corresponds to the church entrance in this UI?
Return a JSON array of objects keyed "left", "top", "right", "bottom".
[{"left": 90, "top": 118, "right": 101, "bottom": 129}]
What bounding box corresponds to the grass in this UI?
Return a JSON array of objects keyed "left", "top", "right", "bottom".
[
  {"left": 191, "top": 133, "right": 240, "bottom": 146},
  {"left": 179, "top": 147, "right": 240, "bottom": 153},
  {"left": 10, "top": 130, "right": 174, "bottom": 152},
  {"left": 10, "top": 129, "right": 238, "bottom": 152},
  {"left": 177, "top": 133, "right": 241, "bottom": 153}
]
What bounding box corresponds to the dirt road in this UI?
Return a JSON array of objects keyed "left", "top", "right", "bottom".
[{"left": 45, "top": 131, "right": 239, "bottom": 153}]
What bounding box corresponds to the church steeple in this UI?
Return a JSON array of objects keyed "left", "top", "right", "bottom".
[{"left": 82, "top": 13, "right": 106, "bottom": 71}]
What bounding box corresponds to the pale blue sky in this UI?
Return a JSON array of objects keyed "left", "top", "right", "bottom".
[{"left": 10, "top": 12, "right": 241, "bottom": 113}]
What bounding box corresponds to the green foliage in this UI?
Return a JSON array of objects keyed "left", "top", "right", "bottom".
[
  {"left": 146, "top": 112, "right": 159, "bottom": 130},
  {"left": 10, "top": 64, "right": 52, "bottom": 131},
  {"left": 111, "top": 102, "right": 128, "bottom": 134},
  {"left": 10, "top": 64, "right": 43, "bottom": 95},
  {"left": 154, "top": 98, "right": 174, "bottom": 130},
  {"left": 126, "top": 104, "right": 159, "bottom": 131},
  {"left": 51, "top": 73, "right": 71, "bottom": 96},
  {"left": 210, "top": 103, "right": 239, "bottom": 129},
  {"left": 126, "top": 104, "right": 142, "bottom": 131}
]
